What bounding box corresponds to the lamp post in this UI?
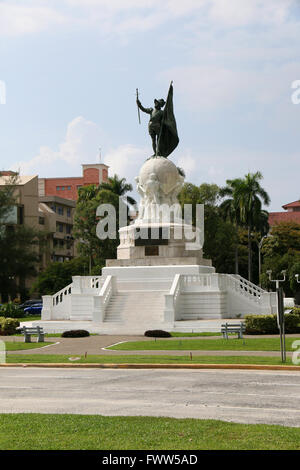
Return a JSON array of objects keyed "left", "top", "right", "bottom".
[
  {"left": 258, "top": 235, "right": 267, "bottom": 287},
  {"left": 296, "top": 274, "right": 300, "bottom": 284},
  {"left": 267, "top": 269, "right": 286, "bottom": 362},
  {"left": 256, "top": 234, "right": 273, "bottom": 287}
]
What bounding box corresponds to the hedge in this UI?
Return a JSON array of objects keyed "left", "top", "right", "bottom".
[
  {"left": 0, "top": 302, "right": 24, "bottom": 319},
  {"left": 61, "top": 330, "right": 90, "bottom": 338},
  {"left": 245, "top": 313, "right": 300, "bottom": 335},
  {"left": 144, "top": 330, "right": 172, "bottom": 338},
  {"left": 0, "top": 317, "right": 20, "bottom": 335}
]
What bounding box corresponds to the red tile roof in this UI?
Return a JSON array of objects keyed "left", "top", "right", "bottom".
[
  {"left": 282, "top": 200, "right": 300, "bottom": 209},
  {"left": 269, "top": 211, "right": 300, "bottom": 226}
]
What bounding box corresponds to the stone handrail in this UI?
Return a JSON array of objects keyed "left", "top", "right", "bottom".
[
  {"left": 52, "top": 283, "right": 72, "bottom": 307},
  {"left": 93, "top": 275, "right": 116, "bottom": 323},
  {"left": 164, "top": 274, "right": 182, "bottom": 322},
  {"left": 225, "top": 274, "right": 265, "bottom": 302},
  {"left": 181, "top": 274, "right": 212, "bottom": 289}
]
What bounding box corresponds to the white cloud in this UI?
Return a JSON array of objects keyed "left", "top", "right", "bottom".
[
  {"left": 12, "top": 116, "right": 103, "bottom": 177},
  {"left": 0, "top": 3, "right": 66, "bottom": 36},
  {"left": 0, "top": 0, "right": 297, "bottom": 36},
  {"left": 103, "top": 143, "right": 148, "bottom": 184},
  {"left": 209, "top": 0, "right": 294, "bottom": 26},
  {"left": 163, "top": 62, "right": 300, "bottom": 112}
]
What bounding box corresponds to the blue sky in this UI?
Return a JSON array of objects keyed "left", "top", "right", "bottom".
[{"left": 1, "top": 0, "right": 300, "bottom": 211}]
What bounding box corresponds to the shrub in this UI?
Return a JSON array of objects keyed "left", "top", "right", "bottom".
[
  {"left": 292, "top": 308, "right": 300, "bottom": 315},
  {"left": 144, "top": 330, "right": 172, "bottom": 338},
  {"left": 0, "top": 302, "right": 24, "bottom": 319},
  {"left": 61, "top": 330, "right": 90, "bottom": 338},
  {"left": 245, "top": 313, "right": 300, "bottom": 335},
  {"left": 0, "top": 317, "right": 20, "bottom": 335}
]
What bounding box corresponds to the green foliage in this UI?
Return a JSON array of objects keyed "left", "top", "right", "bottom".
[
  {"left": 220, "top": 172, "right": 270, "bottom": 282},
  {"left": 0, "top": 172, "right": 19, "bottom": 223},
  {"left": 31, "top": 257, "right": 90, "bottom": 296},
  {"left": 0, "top": 302, "right": 24, "bottom": 319},
  {"left": 0, "top": 172, "right": 46, "bottom": 300},
  {"left": 261, "top": 223, "right": 300, "bottom": 296},
  {"left": 178, "top": 182, "right": 239, "bottom": 273},
  {"left": 244, "top": 314, "right": 300, "bottom": 335},
  {"left": 98, "top": 174, "right": 136, "bottom": 207},
  {"left": 0, "top": 317, "right": 20, "bottom": 335},
  {"left": 61, "top": 330, "right": 90, "bottom": 338},
  {"left": 74, "top": 188, "right": 121, "bottom": 269}
]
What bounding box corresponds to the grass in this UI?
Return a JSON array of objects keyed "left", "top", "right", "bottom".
[
  {"left": 4, "top": 342, "right": 50, "bottom": 351},
  {"left": 16, "top": 315, "right": 41, "bottom": 323},
  {"left": 108, "top": 337, "right": 300, "bottom": 352},
  {"left": 0, "top": 413, "right": 300, "bottom": 450},
  {"left": 4, "top": 353, "right": 298, "bottom": 366},
  {"left": 171, "top": 332, "right": 224, "bottom": 337}
]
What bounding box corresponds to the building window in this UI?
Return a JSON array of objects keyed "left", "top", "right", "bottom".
[
  {"left": 18, "top": 206, "right": 24, "bottom": 225},
  {"left": 66, "top": 224, "right": 72, "bottom": 234},
  {"left": 57, "top": 223, "right": 64, "bottom": 233},
  {"left": 57, "top": 207, "right": 64, "bottom": 216},
  {"left": 39, "top": 216, "right": 45, "bottom": 225},
  {"left": 56, "top": 186, "right": 60, "bottom": 191},
  {"left": 67, "top": 186, "right": 71, "bottom": 190},
  {"left": 51, "top": 205, "right": 56, "bottom": 212},
  {"left": 67, "top": 208, "right": 71, "bottom": 217},
  {"left": 61, "top": 186, "right": 65, "bottom": 190}
]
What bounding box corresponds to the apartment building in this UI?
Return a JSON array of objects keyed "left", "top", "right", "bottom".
[
  {"left": 39, "top": 195, "right": 77, "bottom": 264},
  {"left": 38, "top": 163, "right": 109, "bottom": 201}
]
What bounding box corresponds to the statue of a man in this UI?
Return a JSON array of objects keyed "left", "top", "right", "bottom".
[{"left": 136, "top": 97, "right": 166, "bottom": 155}]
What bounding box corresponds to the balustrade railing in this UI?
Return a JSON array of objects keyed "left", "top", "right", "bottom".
[
  {"left": 225, "top": 274, "right": 265, "bottom": 302},
  {"left": 52, "top": 283, "right": 72, "bottom": 307}
]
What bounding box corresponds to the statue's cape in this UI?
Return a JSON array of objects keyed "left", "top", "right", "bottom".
[{"left": 157, "top": 83, "right": 179, "bottom": 157}]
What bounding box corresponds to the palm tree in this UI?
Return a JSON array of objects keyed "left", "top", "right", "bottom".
[
  {"left": 219, "top": 179, "right": 243, "bottom": 274},
  {"left": 233, "top": 172, "right": 270, "bottom": 282},
  {"left": 98, "top": 174, "right": 136, "bottom": 207}
]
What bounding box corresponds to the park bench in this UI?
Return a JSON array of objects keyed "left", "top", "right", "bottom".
[
  {"left": 221, "top": 322, "right": 245, "bottom": 340},
  {"left": 20, "top": 326, "right": 45, "bottom": 343}
]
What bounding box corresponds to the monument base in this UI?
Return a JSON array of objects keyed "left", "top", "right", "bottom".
[
  {"left": 107, "top": 221, "right": 212, "bottom": 268},
  {"left": 106, "top": 257, "right": 212, "bottom": 267}
]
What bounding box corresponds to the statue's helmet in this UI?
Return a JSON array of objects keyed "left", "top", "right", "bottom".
[{"left": 154, "top": 98, "right": 165, "bottom": 108}]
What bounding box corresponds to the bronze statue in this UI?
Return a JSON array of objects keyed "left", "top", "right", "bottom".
[{"left": 136, "top": 83, "right": 179, "bottom": 158}]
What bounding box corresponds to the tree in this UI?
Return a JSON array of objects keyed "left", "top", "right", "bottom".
[
  {"left": 260, "top": 222, "right": 300, "bottom": 297},
  {"left": 31, "top": 257, "right": 90, "bottom": 296},
  {"left": 0, "top": 172, "right": 45, "bottom": 301},
  {"left": 220, "top": 172, "right": 270, "bottom": 282},
  {"left": 74, "top": 188, "right": 121, "bottom": 272},
  {"left": 98, "top": 174, "right": 136, "bottom": 207},
  {"left": 178, "top": 182, "right": 237, "bottom": 273},
  {"left": 219, "top": 181, "right": 243, "bottom": 274}
]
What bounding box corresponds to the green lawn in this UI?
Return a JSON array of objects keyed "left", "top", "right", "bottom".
[
  {"left": 171, "top": 332, "right": 224, "bottom": 337},
  {"left": 108, "top": 337, "right": 300, "bottom": 351},
  {"left": 4, "top": 354, "right": 298, "bottom": 366},
  {"left": 0, "top": 414, "right": 300, "bottom": 450},
  {"left": 17, "top": 315, "right": 41, "bottom": 323},
  {"left": 4, "top": 342, "right": 50, "bottom": 351}
]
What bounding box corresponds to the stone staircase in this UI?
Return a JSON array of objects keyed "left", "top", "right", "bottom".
[{"left": 104, "top": 290, "right": 167, "bottom": 327}]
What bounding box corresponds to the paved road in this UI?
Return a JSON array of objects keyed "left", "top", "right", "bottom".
[{"left": 1, "top": 368, "right": 300, "bottom": 427}]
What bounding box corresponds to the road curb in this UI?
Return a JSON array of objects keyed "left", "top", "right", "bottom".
[{"left": 1, "top": 363, "right": 300, "bottom": 371}]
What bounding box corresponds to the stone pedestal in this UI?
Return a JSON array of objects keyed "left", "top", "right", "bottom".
[{"left": 106, "top": 155, "right": 212, "bottom": 269}]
